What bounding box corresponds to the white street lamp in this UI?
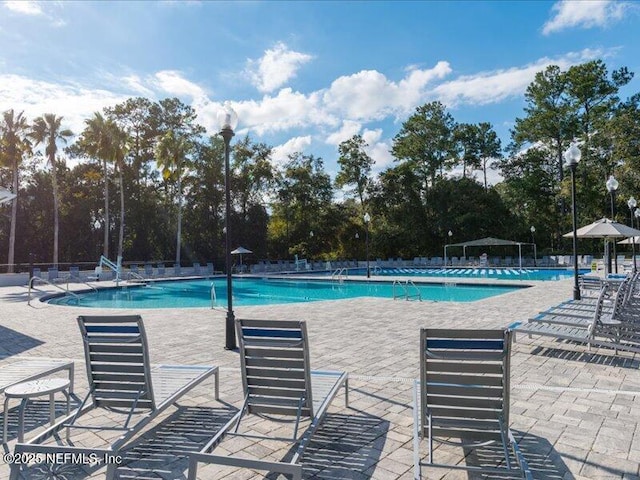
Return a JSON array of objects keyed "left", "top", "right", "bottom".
[
  {"left": 563, "top": 142, "right": 581, "bottom": 300},
  {"left": 530, "top": 226, "right": 536, "bottom": 266},
  {"left": 218, "top": 102, "right": 238, "bottom": 350},
  {"left": 606, "top": 175, "right": 619, "bottom": 273}
]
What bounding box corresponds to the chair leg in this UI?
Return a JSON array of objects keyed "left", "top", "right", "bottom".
[
  {"left": 3, "top": 396, "right": 10, "bottom": 443},
  {"left": 49, "top": 392, "right": 56, "bottom": 426},
  {"left": 412, "top": 382, "right": 422, "bottom": 480},
  {"left": 17, "top": 398, "right": 28, "bottom": 443},
  {"left": 344, "top": 376, "right": 349, "bottom": 407}
]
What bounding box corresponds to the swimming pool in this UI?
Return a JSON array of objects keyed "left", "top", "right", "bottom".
[
  {"left": 48, "top": 278, "right": 524, "bottom": 308},
  {"left": 307, "top": 267, "right": 590, "bottom": 281}
]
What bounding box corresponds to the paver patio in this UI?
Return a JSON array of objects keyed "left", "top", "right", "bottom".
[{"left": 0, "top": 276, "right": 638, "bottom": 479}]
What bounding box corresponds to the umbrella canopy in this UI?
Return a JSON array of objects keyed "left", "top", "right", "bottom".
[
  {"left": 448, "top": 237, "right": 523, "bottom": 247},
  {"left": 231, "top": 246, "right": 253, "bottom": 255},
  {"left": 563, "top": 218, "right": 640, "bottom": 238},
  {"left": 230, "top": 246, "right": 252, "bottom": 271},
  {"left": 618, "top": 236, "right": 640, "bottom": 245}
]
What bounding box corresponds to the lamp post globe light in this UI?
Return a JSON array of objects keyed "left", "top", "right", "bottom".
[
  {"left": 606, "top": 175, "right": 619, "bottom": 274},
  {"left": 629, "top": 197, "right": 637, "bottom": 272},
  {"left": 364, "top": 213, "right": 371, "bottom": 278},
  {"left": 530, "top": 226, "right": 536, "bottom": 266},
  {"left": 563, "top": 142, "right": 581, "bottom": 300},
  {"left": 218, "top": 103, "right": 238, "bottom": 350}
]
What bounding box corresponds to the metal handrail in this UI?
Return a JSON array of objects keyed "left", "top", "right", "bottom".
[
  {"left": 63, "top": 275, "right": 98, "bottom": 294},
  {"left": 406, "top": 280, "right": 422, "bottom": 301},
  {"left": 210, "top": 283, "right": 217, "bottom": 309},
  {"left": 392, "top": 280, "right": 406, "bottom": 300},
  {"left": 392, "top": 279, "right": 421, "bottom": 301},
  {"left": 28, "top": 276, "right": 80, "bottom": 306},
  {"left": 126, "top": 270, "right": 146, "bottom": 282},
  {"left": 331, "top": 268, "right": 348, "bottom": 283}
]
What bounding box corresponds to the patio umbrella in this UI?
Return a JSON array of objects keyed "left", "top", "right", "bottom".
[
  {"left": 562, "top": 218, "right": 640, "bottom": 239},
  {"left": 230, "top": 246, "right": 253, "bottom": 270},
  {"left": 563, "top": 218, "right": 640, "bottom": 272},
  {"left": 617, "top": 236, "right": 640, "bottom": 245}
]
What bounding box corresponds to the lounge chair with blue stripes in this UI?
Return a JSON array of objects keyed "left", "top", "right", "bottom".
[
  {"left": 513, "top": 286, "right": 640, "bottom": 355},
  {"left": 187, "top": 318, "right": 349, "bottom": 480},
  {"left": 10, "top": 315, "right": 219, "bottom": 480},
  {"left": 413, "top": 328, "right": 531, "bottom": 479}
]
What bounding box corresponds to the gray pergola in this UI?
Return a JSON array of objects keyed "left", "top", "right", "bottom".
[{"left": 444, "top": 236, "right": 536, "bottom": 269}]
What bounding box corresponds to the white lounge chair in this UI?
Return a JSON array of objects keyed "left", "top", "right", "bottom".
[
  {"left": 413, "top": 328, "right": 531, "bottom": 479},
  {"left": 187, "top": 318, "right": 349, "bottom": 480},
  {"left": 10, "top": 315, "right": 219, "bottom": 480}
]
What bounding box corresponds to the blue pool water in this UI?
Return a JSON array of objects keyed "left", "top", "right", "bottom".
[
  {"left": 308, "top": 267, "right": 591, "bottom": 281},
  {"left": 48, "top": 278, "right": 524, "bottom": 309}
]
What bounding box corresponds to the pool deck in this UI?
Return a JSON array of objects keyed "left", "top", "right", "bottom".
[{"left": 1, "top": 277, "right": 639, "bottom": 479}]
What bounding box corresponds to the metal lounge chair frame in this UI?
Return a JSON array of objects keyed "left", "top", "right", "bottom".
[
  {"left": 10, "top": 315, "right": 219, "bottom": 480},
  {"left": 514, "top": 285, "right": 640, "bottom": 354},
  {"left": 413, "top": 328, "right": 532, "bottom": 479},
  {"left": 187, "top": 318, "right": 349, "bottom": 480}
]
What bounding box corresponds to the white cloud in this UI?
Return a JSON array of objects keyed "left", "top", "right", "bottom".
[
  {"left": 325, "top": 120, "right": 362, "bottom": 146},
  {"left": 121, "top": 74, "right": 156, "bottom": 97},
  {"left": 0, "top": 74, "right": 128, "bottom": 136},
  {"left": 271, "top": 136, "right": 312, "bottom": 166},
  {"left": 152, "top": 70, "right": 207, "bottom": 100},
  {"left": 432, "top": 48, "right": 603, "bottom": 107},
  {"left": 543, "top": 0, "right": 631, "bottom": 35},
  {"left": 245, "top": 42, "right": 313, "bottom": 93},
  {"left": 3, "top": 1, "right": 43, "bottom": 15},
  {"left": 232, "top": 88, "right": 334, "bottom": 136},
  {"left": 368, "top": 142, "right": 394, "bottom": 172},
  {"left": 323, "top": 61, "right": 452, "bottom": 120}
]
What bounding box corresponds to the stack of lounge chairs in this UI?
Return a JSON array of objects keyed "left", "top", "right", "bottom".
[{"left": 513, "top": 272, "right": 640, "bottom": 354}]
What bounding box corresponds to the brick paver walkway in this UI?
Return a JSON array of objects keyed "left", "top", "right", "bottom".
[{"left": 0, "top": 276, "right": 638, "bottom": 479}]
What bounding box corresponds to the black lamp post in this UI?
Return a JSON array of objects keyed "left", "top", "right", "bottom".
[
  {"left": 218, "top": 103, "right": 238, "bottom": 350},
  {"left": 530, "top": 226, "right": 536, "bottom": 267},
  {"left": 564, "top": 143, "right": 581, "bottom": 300},
  {"left": 635, "top": 209, "right": 640, "bottom": 273},
  {"left": 364, "top": 213, "right": 371, "bottom": 278},
  {"left": 629, "top": 197, "right": 637, "bottom": 272},
  {"left": 606, "top": 175, "right": 619, "bottom": 274}
]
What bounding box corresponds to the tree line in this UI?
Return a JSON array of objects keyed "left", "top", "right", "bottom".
[{"left": 1, "top": 60, "right": 639, "bottom": 272}]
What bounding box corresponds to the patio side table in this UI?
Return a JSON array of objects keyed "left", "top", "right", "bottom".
[{"left": 3, "top": 378, "right": 70, "bottom": 443}]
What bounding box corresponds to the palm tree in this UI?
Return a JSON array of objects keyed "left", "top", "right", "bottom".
[
  {"left": 107, "top": 121, "right": 129, "bottom": 267},
  {"left": 0, "top": 110, "right": 31, "bottom": 273},
  {"left": 29, "top": 114, "right": 73, "bottom": 266},
  {"left": 77, "top": 112, "right": 112, "bottom": 258},
  {"left": 155, "top": 130, "right": 191, "bottom": 267}
]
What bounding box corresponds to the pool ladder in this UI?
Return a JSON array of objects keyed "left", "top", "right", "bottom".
[
  {"left": 392, "top": 280, "right": 422, "bottom": 301},
  {"left": 27, "top": 275, "right": 82, "bottom": 306},
  {"left": 332, "top": 268, "right": 348, "bottom": 284},
  {"left": 210, "top": 282, "right": 217, "bottom": 309}
]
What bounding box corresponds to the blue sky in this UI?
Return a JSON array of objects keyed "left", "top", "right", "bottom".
[{"left": 1, "top": 0, "right": 639, "bottom": 185}]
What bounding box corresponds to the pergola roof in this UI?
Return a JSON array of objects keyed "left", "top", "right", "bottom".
[{"left": 448, "top": 237, "right": 525, "bottom": 248}]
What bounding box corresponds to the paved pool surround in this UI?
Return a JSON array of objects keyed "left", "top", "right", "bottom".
[{"left": 0, "top": 276, "right": 638, "bottom": 479}]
